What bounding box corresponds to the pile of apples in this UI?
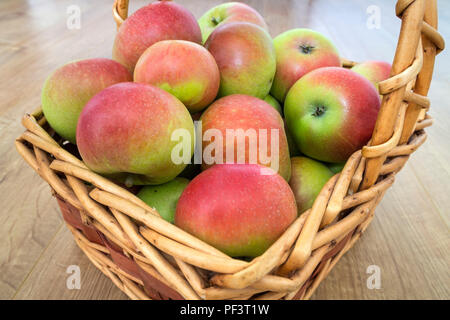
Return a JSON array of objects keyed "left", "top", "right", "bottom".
[{"left": 41, "top": 1, "right": 391, "bottom": 259}]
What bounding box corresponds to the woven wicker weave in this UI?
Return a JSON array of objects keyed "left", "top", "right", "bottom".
[{"left": 15, "top": 0, "right": 445, "bottom": 300}]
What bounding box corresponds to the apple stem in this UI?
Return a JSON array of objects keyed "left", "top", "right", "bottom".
[
  {"left": 299, "top": 45, "right": 314, "bottom": 54},
  {"left": 312, "top": 105, "right": 326, "bottom": 117},
  {"left": 211, "top": 16, "right": 220, "bottom": 26}
]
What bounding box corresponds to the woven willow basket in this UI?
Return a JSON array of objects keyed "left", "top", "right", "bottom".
[{"left": 15, "top": 0, "right": 445, "bottom": 300}]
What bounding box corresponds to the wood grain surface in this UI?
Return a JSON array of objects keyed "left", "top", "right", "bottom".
[{"left": 0, "top": 0, "right": 448, "bottom": 300}]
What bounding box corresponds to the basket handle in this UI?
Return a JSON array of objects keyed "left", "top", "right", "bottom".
[{"left": 113, "top": 0, "right": 172, "bottom": 29}]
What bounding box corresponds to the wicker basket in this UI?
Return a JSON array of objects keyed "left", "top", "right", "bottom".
[{"left": 15, "top": 0, "right": 445, "bottom": 300}]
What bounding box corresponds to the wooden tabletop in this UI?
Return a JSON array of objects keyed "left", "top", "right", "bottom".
[{"left": 1, "top": 0, "right": 449, "bottom": 300}]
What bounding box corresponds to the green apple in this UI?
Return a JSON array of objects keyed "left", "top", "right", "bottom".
[
  {"left": 289, "top": 157, "right": 334, "bottom": 214},
  {"left": 264, "top": 95, "right": 283, "bottom": 115},
  {"left": 137, "top": 178, "right": 190, "bottom": 223},
  {"left": 326, "top": 162, "right": 345, "bottom": 174}
]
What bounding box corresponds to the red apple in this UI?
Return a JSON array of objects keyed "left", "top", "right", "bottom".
[
  {"left": 112, "top": 1, "right": 202, "bottom": 72},
  {"left": 198, "top": 2, "right": 268, "bottom": 43},
  {"left": 205, "top": 22, "right": 276, "bottom": 99},
  {"left": 41, "top": 58, "right": 131, "bottom": 143},
  {"left": 175, "top": 164, "right": 297, "bottom": 257},
  {"left": 76, "top": 82, "right": 194, "bottom": 185},
  {"left": 351, "top": 60, "right": 392, "bottom": 91},
  {"left": 284, "top": 67, "right": 380, "bottom": 163},
  {"left": 271, "top": 28, "right": 341, "bottom": 102},
  {"left": 200, "top": 94, "right": 291, "bottom": 181},
  {"left": 134, "top": 40, "right": 220, "bottom": 113}
]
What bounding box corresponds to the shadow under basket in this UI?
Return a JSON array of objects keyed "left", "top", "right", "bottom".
[{"left": 15, "top": 0, "right": 444, "bottom": 300}]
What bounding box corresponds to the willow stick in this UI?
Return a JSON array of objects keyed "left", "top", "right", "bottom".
[
  {"left": 109, "top": 208, "right": 200, "bottom": 300},
  {"left": 277, "top": 174, "right": 338, "bottom": 276},
  {"left": 89, "top": 188, "right": 233, "bottom": 259},
  {"left": 49, "top": 160, "right": 159, "bottom": 215},
  {"left": 210, "top": 213, "right": 308, "bottom": 289},
  {"left": 362, "top": 0, "right": 425, "bottom": 189},
  {"left": 321, "top": 151, "right": 361, "bottom": 227},
  {"left": 140, "top": 227, "right": 248, "bottom": 274}
]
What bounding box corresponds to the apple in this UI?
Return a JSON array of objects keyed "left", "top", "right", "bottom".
[
  {"left": 134, "top": 40, "right": 220, "bottom": 113},
  {"left": 263, "top": 95, "right": 283, "bottom": 115},
  {"left": 200, "top": 94, "right": 291, "bottom": 181},
  {"left": 284, "top": 121, "right": 301, "bottom": 157},
  {"left": 271, "top": 28, "right": 341, "bottom": 102},
  {"left": 326, "top": 162, "right": 345, "bottom": 174},
  {"left": 76, "top": 82, "right": 195, "bottom": 185},
  {"left": 112, "top": 1, "right": 202, "bottom": 72},
  {"left": 284, "top": 67, "right": 380, "bottom": 163},
  {"left": 137, "top": 178, "right": 190, "bottom": 223},
  {"left": 175, "top": 164, "right": 297, "bottom": 258},
  {"left": 41, "top": 58, "right": 131, "bottom": 143},
  {"left": 289, "top": 157, "right": 334, "bottom": 214},
  {"left": 205, "top": 22, "right": 276, "bottom": 99},
  {"left": 198, "top": 2, "right": 268, "bottom": 43},
  {"left": 351, "top": 60, "right": 392, "bottom": 91}
]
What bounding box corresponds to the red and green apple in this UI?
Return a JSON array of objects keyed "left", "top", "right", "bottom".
[
  {"left": 41, "top": 58, "right": 131, "bottom": 144},
  {"left": 76, "top": 82, "right": 194, "bottom": 185},
  {"left": 271, "top": 28, "right": 341, "bottom": 102},
  {"left": 284, "top": 67, "right": 381, "bottom": 163},
  {"left": 198, "top": 2, "right": 268, "bottom": 43},
  {"left": 112, "top": 1, "right": 202, "bottom": 72},
  {"left": 175, "top": 164, "right": 297, "bottom": 258},
  {"left": 205, "top": 22, "right": 276, "bottom": 99},
  {"left": 134, "top": 40, "right": 220, "bottom": 113}
]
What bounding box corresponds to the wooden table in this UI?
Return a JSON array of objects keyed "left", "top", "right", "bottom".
[{"left": 1, "top": 0, "right": 448, "bottom": 300}]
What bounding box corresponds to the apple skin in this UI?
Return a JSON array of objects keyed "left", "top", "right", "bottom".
[
  {"left": 175, "top": 164, "right": 297, "bottom": 258},
  {"left": 134, "top": 40, "right": 220, "bottom": 113},
  {"left": 112, "top": 1, "right": 202, "bottom": 72},
  {"left": 326, "top": 162, "right": 345, "bottom": 174},
  {"left": 200, "top": 94, "right": 291, "bottom": 181},
  {"left": 41, "top": 58, "right": 131, "bottom": 144},
  {"left": 351, "top": 60, "right": 392, "bottom": 91},
  {"left": 198, "top": 2, "right": 268, "bottom": 43},
  {"left": 263, "top": 95, "right": 283, "bottom": 115},
  {"left": 205, "top": 22, "right": 276, "bottom": 99},
  {"left": 289, "top": 157, "right": 334, "bottom": 214},
  {"left": 271, "top": 28, "right": 341, "bottom": 102},
  {"left": 76, "top": 82, "right": 195, "bottom": 185},
  {"left": 284, "top": 120, "right": 301, "bottom": 157},
  {"left": 284, "top": 67, "right": 381, "bottom": 163},
  {"left": 137, "top": 178, "right": 190, "bottom": 224}
]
